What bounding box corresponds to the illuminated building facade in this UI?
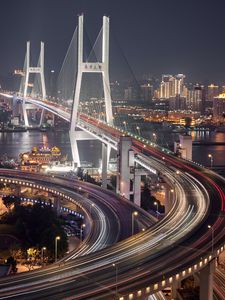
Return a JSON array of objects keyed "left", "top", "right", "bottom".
[
  {"left": 20, "top": 146, "right": 62, "bottom": 172},
  {"left": 160, "top": 74, "right": 185, "bottom": 99},
  {"left": 213, "top": 93, "right": 225, "bottom": 123},
  {"left": 208, "top": 84, "right": 219, "bottom": 101}
]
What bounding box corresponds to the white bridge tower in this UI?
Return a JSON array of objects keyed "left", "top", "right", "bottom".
[
  {"left": 21, "top": 41, "right": 46, "bottom": 127},
  {"left": 70, "top": 15, "right": 113, "bottom": 188}
]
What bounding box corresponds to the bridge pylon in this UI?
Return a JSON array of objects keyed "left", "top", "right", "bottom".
[
  {"left": 20, "top": 41, "right": 46, "bottom": 127},
  {"left": 70, "top": 14, "right": 113, "bottom": 172}
]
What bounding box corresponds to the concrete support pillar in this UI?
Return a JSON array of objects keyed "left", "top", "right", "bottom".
[
  {"left": 199, "top": 259, "right": 215, "bottom": 300},
  {"left": 101, "top": 143, "right": 108, "bottom": 189},
  {"left": 117, "top": 136, "right": 133, "bottom": 200},
  {"left": 134, "top": 173, "right": 141, "bottom": 206},
  {"left": 171, "top": 279, "right": 181, "bottom": 299},
  {"left": 69, "top": 131, "right": 80, "bottom": 167},
  {"left": 39, "top": 110, "right": 44, "bottom": 127},
  {"left": 54, "top": 197, "right": 61, "bottom": 215},
  {"left": 179, "top": 134, "right": 192, "bottom": 160},
  {"left": 22, "top": 100, "right": 29, "bottom": 127}
]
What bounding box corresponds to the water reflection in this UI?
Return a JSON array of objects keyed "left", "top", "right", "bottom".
[{"left": 0, "top": 130, "right": 225, "bottom": 168}]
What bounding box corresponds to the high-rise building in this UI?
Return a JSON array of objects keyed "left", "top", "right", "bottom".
[
  {"left": 140, "top": 83, "right": 153, "bottom": 102},
  {"left": 160, "top": 75, "right": 174, "bottom": 99},
  {"left": 174, "top": 74, "right": 185, "bottom": 95},
  {"left": 160, "top": 74, "right": 185, "bottom": 99},
  {"left": 187, "top": 85, "right": 203, "bottom": 112},
  {"left": 213, "top": 93, "right": 225, "bottom": 123},
  {"left": 207, "top": 84, "right": 219, "bottom": 101}
]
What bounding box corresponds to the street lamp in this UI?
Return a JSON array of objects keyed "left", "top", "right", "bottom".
[
  {"left": 80, "top": 224, "right": 86, "bottom": 241},
  {"left": 136, "top": 126, "right": 141, "bottom": 136},
  {"left": 123, "top": 121, "right": 127, "bottom": 131},
  {"left": 154, "top": 201, "right": 159, "bottom": 219},
  {"left": 208, "top": 154, "right": 213, "bottom": 168},
  {"left": 41, "top": 246, "right": 46, "bottom": 264},
  {"left": 208, "top": 225, "right": 214, "bottom": 254},
  {"left": 55, "top": 236, "right": 60, "bottom": 263},
  {"left": 132, "top": 211, "right": 138, "bottom": 235},
  {"left": 112, "top": 263, "right": 118, "bottom": 299}
]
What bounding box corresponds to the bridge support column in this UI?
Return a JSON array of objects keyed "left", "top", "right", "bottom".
[
  {"left": 101, "top": 143, "right": 108, "bottom": 189},
  {"left": 171, "top": 279, "right": 181, "bottom": 299},
  {"left": 39, "top": 109, "right": 44, "bottom": 127},
  {"left": 22, "top": 100, "right": 29, "bottom": 127},
  {"left": 54, "top": 197, "right": 61, "bottom": 215},
  {"left": 175, "top": 134, "right": 192, "bottom": 160},
  {"left": 69, "top": 131, "right": 80, "bottom": 167},
  {"left": 117, "top": 136, "right": 133, "bottom": 200},
  {"left": 134, "top": 172, "right": 141, "bottom": 206},
  {"left": 199, "top": 259, "right": 215, "bottom": 300}
]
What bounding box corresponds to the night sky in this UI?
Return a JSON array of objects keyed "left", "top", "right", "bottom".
[{"left": 1, "top": 0, "right": 225, "bottom": 83}]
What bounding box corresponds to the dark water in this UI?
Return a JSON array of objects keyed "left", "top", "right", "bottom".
[{"left": 0, "top": 130, "right": 225, "bottom": 168}]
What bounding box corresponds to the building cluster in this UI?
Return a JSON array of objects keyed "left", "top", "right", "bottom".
[{"left": 111, "top": 75, "right": 225, "bottom": 124}]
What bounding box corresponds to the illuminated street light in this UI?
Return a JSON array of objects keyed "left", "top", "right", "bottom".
[
  {"left": 41, "top": 246, "right": 46, "bottom": 264},
  {"left": 208, "top": 154, "right": 213, "bottom": 168},
  {"left": 136, "top": 126, "right": 141, "bottom": 136},
  {"left": 132, "top": 211, "right": 138, "bottom": 235},
  {"left": 208, "top": 225, "right": 214, "bottom": 254},
  {"left": 112, "top": 263, "right": 118, "bottom": 299},
  {"left": 123, "top": 121, "right": 127, "bottom": 131},
  {"left": 154, "top": 201, "right": 159, "bottom": 219},
  {"left": 55, "top": 236, "right": 60, "bottom": 263},
  {"left": 41, "top": 247, "right": 47, "bottom": 263}
]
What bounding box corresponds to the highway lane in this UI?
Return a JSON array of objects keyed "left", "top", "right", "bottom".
[
  {"left": 0, "top": 97, "right": 225, "bottom": 298},
  {"left": 0, "top": 170, "right": 155, "bottom": 295},
  {"left": 0, "top": 155, "right": 215, "bottom": 299}
]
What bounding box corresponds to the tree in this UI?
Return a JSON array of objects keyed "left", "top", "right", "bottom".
[
  {"left": 6, "top": 256, "right": 17, "bottom": 273},
  {"left": 184, "top": 117, "right": 192, "bottom": 128},
  {"left": 2, "top": 201, "right": 68, "bottom": 260},
  {"left": 2, "top": 195, "right": 21, "bottom": 211}
]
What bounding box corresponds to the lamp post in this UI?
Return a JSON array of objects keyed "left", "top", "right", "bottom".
[
  {"left": 41, "top": 246, "right": 46, "bottom": 264},
  {"left": 170, "top": 188, "right": 174, "bottom": 204},
  {"left": 208, "top": 225, "right": 214, "bottom": 254},
  {"left": 136, "top": 126, "right": 141, "bottom": 136},
  {"left": 112, "top": 263, "right": 118, "bottom": 299},
  {"left": 80, "top": 224, "right": 86, "bottom": 241},
  {"left": 123, "top": 121, "right": 127, "bottom": 131},
  {"left": 153, "top": 132, "right": 157, "bottom": 143},
  {"left": 55, "top": 236, "right": 60, "bottom": 263},
  {"left": 154, "top": 201, "right": 159, "bottom": 219},
  {"left": 132, "top": 211, "right": 138, "bottom": 235},
  {"left": 208, "top": 154, "right": 213, "bottom": 168}
]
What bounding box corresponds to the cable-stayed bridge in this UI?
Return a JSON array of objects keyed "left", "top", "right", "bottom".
[{"left": 0, "top": 15, "right": 225, "bottom": 300}]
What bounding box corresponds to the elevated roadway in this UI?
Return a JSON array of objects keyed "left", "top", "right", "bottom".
[{"left": 0, "top": 93, "right": 225, "bottom": 299}]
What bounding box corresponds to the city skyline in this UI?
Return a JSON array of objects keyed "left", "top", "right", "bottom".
[{"left": 1, "top": 0, "right": 225, "bottom": 84}]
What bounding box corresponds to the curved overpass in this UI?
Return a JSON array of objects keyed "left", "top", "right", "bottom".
[{"left": 0, "top": 94, "right": 225, "bottom": 299}]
